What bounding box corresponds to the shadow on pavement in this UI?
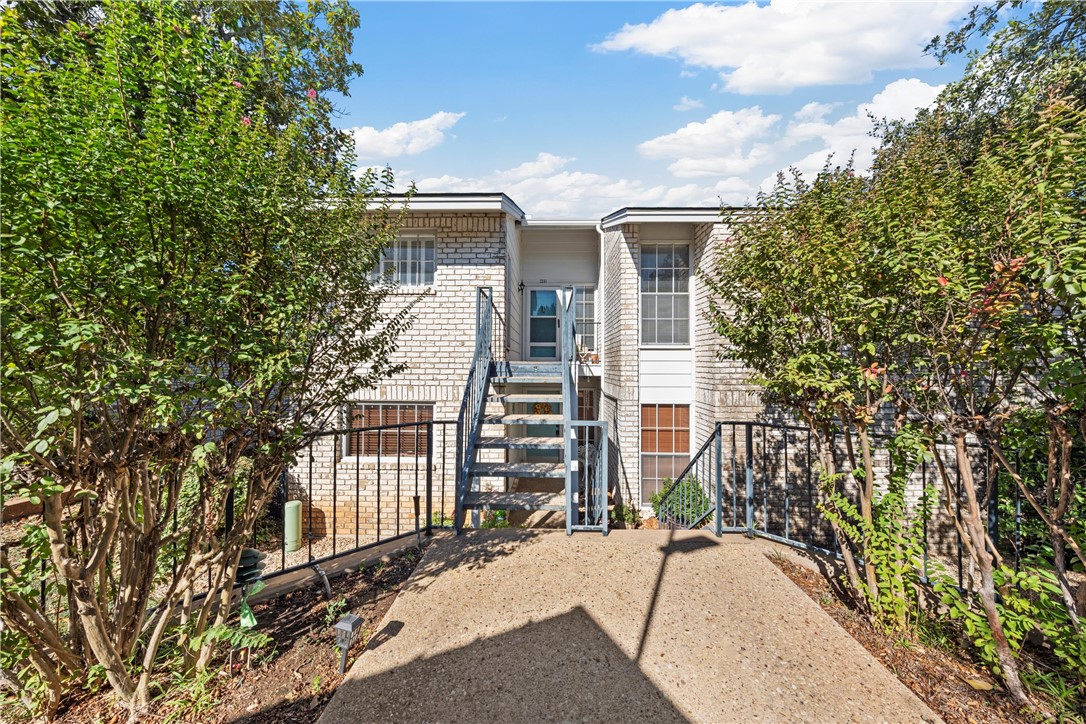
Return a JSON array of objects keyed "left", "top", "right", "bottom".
[
  {"left": 400, "top": 528, "right": 546, "bottom": 595},
  {"left": 313, "top": 606, "right": 690, "bottom": 723}
]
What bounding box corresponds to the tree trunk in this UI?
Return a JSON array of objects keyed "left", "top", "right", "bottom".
[
  {"left": 953, "top": 434, "right": 1028, "bottom": 705},
  {"left": 855, "top": 424, "right": 882, "bottom": 618},
  {"left": 812, "top": 422, "right": 865, "bottom": 601}
]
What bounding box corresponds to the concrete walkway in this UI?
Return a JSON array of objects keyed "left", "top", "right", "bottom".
[{"left": 319, "top": 530, "right": 940, "bottom": 724}]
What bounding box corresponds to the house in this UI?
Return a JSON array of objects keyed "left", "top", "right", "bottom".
[{"left": 289, "top": 192, "right": 769, "bottom": 540}]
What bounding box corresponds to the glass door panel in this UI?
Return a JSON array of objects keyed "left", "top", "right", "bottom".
[{"left": 528, "top": 289, "right": 558, "bottom": 359}]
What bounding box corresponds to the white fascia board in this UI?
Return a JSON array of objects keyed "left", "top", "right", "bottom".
[
  {"left": 522, "top": 218, "right": 599, "bottom": 230},
  {"left": 600, "top": 207, "right": 732, "bottom": 229},
  {"left": 386, "top": 194, "right": 526, "bottom": 221}
]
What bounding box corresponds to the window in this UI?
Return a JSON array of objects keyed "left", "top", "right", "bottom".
[
  {"left": 373, "top": 234, "right": 435, "bottom": 287},
  {"left": 640, "top": 244, "right": 690, "bottom": 345},
  {"left": 573, "top": 285, "right": 597, "bottom": 354},
  {"left": 346, "top": 403, "right": 433, "bottom": 457},
  {"left": 578, "top": 389, "right": 597, "bottom": 421},
  {"left": 640, "top": 404, "right": 690, "bottom": 503}
]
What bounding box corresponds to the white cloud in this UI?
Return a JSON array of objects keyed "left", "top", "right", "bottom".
[
  {"left": 638, "top": 107, "right": 781, "bottom": 178},
  {"left": 400, "top": 80, "right": 941, "bottom": 217},
  {"left": 673, "top": 96, "right": 704, "bottom": 111},
  {"left": 595, "top": 1, "right": 965, "bottom": 94},
  {"left": 793, "top": 101, "right": 838, "bottom": 123},
  {"left": 636, "top": 78, "right": 943, "bottom": 190},
  {"left": 679, "top": 69, "right": 698, "bottom": 79},
  {"left": 412, "top": 152, "right": 755, "bottom": 217},
  {"left": 348, "top": 111, "right": 465, "bottom": 161},
  {"left": 781, "top": 78, "right": 944, "bottom": 179}
]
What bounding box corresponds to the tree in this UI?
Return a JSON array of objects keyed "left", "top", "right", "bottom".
[
  {"left": 706, "top": 2, "right": 1085, "bottom": 705},
  {"left": 0, "top": 1, "right": 411, "bottom": 717}
]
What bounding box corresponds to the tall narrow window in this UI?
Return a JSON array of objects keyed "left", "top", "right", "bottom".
[
  {"left": 640, "top": 244, "right": 690, "bottom": 345},
  {"left": 373, "top": 234, "right": 436, "bottom": 287},
  {"left": 578, "top": 389, "right": 597, "bottom": 421},
  {"left": 574, "top": 285, "right": 597, "bottom": 355},
  {"left": 346, "top": 403, "right": 433, "bottom": 457},
  {"left": 640, "top": 404, "right": 690, "bottom": 503}
]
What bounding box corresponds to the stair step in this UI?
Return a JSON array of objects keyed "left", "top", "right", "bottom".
[
  {"left": 486, "top": 393, "right": 563, "bottom": 405},
  {"left": 463, "top": 491, "right": 566, "bottom": 511},
  {"left": 494, "top": 362, "right": 562, "bottom": 376},
  {"left": 476, "top": 436, "right": 564, "bottom": 450},
  {"left": 471, "top": 462, "right": 565, "bottom": 478},
  {"left": 482, "top": 413, "right": 563, "bottom": 425},
  {"left": 491, "top": 376, "right": 562, "bottom": 385}
]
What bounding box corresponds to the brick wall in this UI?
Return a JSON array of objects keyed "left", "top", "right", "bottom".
[
  {"left": 287, "top": 211, "right": 513, "bottom": 536},
  {"left": 692, "top": 222, "right": 769, "bottom": 442},
  {"left": 601, "top": 224, "right": 643, "bottom": 506}
]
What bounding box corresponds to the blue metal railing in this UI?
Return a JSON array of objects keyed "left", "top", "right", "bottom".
[
  {"left": 569, "top": 419, "right": 609, "bottom": 533},
  {"left": 656, "top": 421, "right": 1037, "bottom": 592},
  {"left": 559, "top": 287, "right": 609, "bottom": 534},
  {"left": 454, "top": 287, "right": 496, "bottom": 532},
  {"left": 559, "top": 287, "right": 578, "bottom": 535}
]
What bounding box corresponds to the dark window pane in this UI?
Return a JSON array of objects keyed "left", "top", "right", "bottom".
[
  {"left": 530, "top": 318, "right": 557, "bottom": 343},
  {"left": 674, "top": 268, "right": 689, "bottom": 293}
]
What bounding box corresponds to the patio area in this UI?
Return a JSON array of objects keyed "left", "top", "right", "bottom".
[{"left": 318, "top": 529, "right": 940, "bottom": 723}]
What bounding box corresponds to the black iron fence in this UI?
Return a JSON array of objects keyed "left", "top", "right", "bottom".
[
  {"left": 252, "top": 419, "right": 458, "bottom": 582},
  {"left": 657, "top": 421, "right": 1050, "bottom": 591}
]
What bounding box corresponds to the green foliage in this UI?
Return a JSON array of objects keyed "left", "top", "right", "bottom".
[
  {"left": 0, "top": 0, "right": 411, "bottom": 713},
  {"left": 703, "top": 0, "right": 1085, "bottom": 703},
  {"left": 480, "top": 510, "right": 511, "bottom": 529},
  {"left": 649, "top": 477, "right": 711, "bottom": 526},
  {"left": 153, "top": 666, "right": 222, "bottom": 724},
  {"left": 323, "top": 597, "right": 349, "bottom": 629},
  {"left": 820, "top": 475, "right": 934, "bottom": 631},
  {"left": 937, "top": 567, "right": 1086, "bottom": 682},
  {"left": 189, "top": 623, "right": 272, "bottom": 654},
  {"left": 431, "top": 511, "right": 454, "bottom": 528},
  {"left": 610, "top": 502, "right": 643, "bottom": 528}
]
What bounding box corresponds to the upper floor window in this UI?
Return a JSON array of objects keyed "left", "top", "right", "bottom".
[
  {"left": 573, "top": 285, "right": 597, "bottom": 355},
  {"left": 374, "top": 234, "right": 435, "bottom": 287},
  {"left": 640, "top": 244, "right": 690, "bottom": 346}
]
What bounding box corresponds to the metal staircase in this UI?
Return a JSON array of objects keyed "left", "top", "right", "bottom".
[{"left": 454, "top": 288, "right": 608, "bottom": 535}]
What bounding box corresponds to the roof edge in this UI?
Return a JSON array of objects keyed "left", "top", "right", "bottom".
[
  {"left": 600, "top": 206, "right": 742, "bottom": 229},
  {"left": 386, "top": 193, "right": 526, "bottom": 221}
]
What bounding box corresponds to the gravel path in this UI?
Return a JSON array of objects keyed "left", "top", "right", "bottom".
[{"left": 319, "top": 529, "right": 940, "bottom": 724}]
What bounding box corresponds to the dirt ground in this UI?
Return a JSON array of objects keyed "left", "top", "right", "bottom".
[
  {"left": 769, "top": 556, "right": 1055, "bottom": 724},
  {"left": 50, "top": 546, "right": 424, "bottom": 724}
]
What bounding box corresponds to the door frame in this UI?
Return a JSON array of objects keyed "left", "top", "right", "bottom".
[{"left": 522, "top": 286, "right": 562, "bottom": 361}]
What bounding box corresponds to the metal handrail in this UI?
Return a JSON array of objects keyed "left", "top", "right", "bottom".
[
  {"left": 559, "top": 287, "right": 579, "bottom": 534},
  {"left": 655, "top": 423, "right": 719, "bottom": 530},
  {"left": 454, "top": 287, "right": 495, "bottom": 532},
  {"left": 569, "top": 419, "right": 609, "bottom": 534}
]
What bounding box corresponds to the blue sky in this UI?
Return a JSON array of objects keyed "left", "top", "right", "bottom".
[{"left": 335, "top": 1, "right": 983, "bottom": 218}]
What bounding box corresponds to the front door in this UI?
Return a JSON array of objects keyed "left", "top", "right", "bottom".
[{"left": 526, "top": 288, "right": 559, "bottom": 360}]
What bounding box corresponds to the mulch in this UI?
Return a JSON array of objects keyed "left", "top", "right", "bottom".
[
  {"left": 770, "top": 556, "right": 1040, "bottom": 724},
  {"left": 50, "top": 546, "right": 424, "bottom": 724}
]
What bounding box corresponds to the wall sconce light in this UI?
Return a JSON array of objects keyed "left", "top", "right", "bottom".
[
  {"left": 334, "top": 613, "right": 363, "bottom": 673},
  {"left": 517, "top": 281, "right": 524, "bottom": 293}
]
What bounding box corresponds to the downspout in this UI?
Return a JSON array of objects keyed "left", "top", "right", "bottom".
[{"left": 596, "top": 222, "right": 605, "bottom": 373}]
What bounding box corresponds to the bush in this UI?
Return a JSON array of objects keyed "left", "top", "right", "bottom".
[{"left": 649, "top": 477, "right": 712, "bottom": 527}]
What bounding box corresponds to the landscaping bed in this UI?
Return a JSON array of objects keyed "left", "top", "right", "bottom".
[
  {"left": 769, "top": 555, "right": 1069, "bottom": 724},
  {"left": 51, "top": 545, "right": 425, "bottom": 724}
]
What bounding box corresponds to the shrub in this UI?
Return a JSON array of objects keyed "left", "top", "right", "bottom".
[{"left": 649, "top": 477, "right": 712, "bottom": 527}]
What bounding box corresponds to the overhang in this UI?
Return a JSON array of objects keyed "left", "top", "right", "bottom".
[
  {"left": 600, "top": 206, "right": 734, "bottom": 229},
  {"left": 388, "top": 193, "right": 526, "bottom": 221}
]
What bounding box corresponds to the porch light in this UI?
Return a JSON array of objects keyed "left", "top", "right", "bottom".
[{"left": 334, "top": 613, "right": 363, "bottom": 674}]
